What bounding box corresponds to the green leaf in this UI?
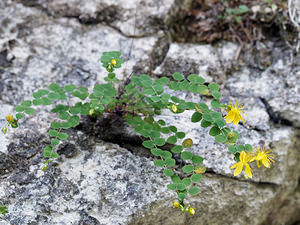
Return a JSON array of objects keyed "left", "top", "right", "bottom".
[
  {"left": 25, "top": 108, "right": 36, "bottom": 115},
  {"left": 51, "top": 152, "right": 59, "bottom": 158},
  {"left": 51, "top": 139, "right": 60, "bottom": 146},
  {"left": 58, "top": 132, "right": 68, "bottom": 140},
  {"left": 238, "top": 5, "right": 249, "bottom": 13},
  {"left": 171, "top": 145, "right": 183, "bottom": 154},
  {"left": 161, "top": 127, "right": 170, "bottom": 134},
  {"left": 163, "top": 169, "right": 174, "bottom": 177},
  {"left": 215, "top": 135, "right": 227, "bottom": 143},
  {"left": 167, "top": 184, "right": 177, "bottom": 190},
  {"left": 198, "top": 85, "right": 209, "bottom": 94},
  {"left": 211, "top": 99, "right": 220, "bottom": 108},
  {"left": 51, "top": 122, "right": 61, "bottom": 129},
  {"left": 177, "top": 183, "right": 186, "bottom": 191},
  {"left": 182, "top": 165, "right": 194, "bottom": 173},
  {"left": 16, "top": 113, "right": 24, "bottom": 119},
  {"left": 33, "top": 99, "right": 43, "bottom": 106},
  {"left": 59, "top": 111, "right": 71, "bottom": 120},
  {"left": 245, "top": 144, "right": 253, "bottom": 151},
  {"left": 41, "top": 97, "right": 52, "bottom": 105},
  {"left": 48, "top": 92, "right": 60, "bottom": 100},
  {"left": 228, "top": 145, "right": 237, "bottom": 153},
  {"left": 209, "top": 126, "right": 221, "bottom": 136},
  {"left": 15, "top": 105, "right": 25, "bottom": 112},
  {"left": 64, "top": 84, "right": 76, "bottom": 92},
  {"left": 215, "top": 119, "right": 225, "bottom": 128},
  {"left": 172, "top": 72, "right": 184, "bottom": 81},
  {"left": 201, "top": 120, "right": 211, "bottom": 128},
  {"left": 191, "top": 112, "right": 202, "bottom": 122},
  {"left": 171, "top": 175, "right": 181, "bottom": 184},
  {"left": 187, "top": 74, "right": 205, "bottom": 84},
  {"left": 191, "top": 155, "right": 203, "bottom": 164},
  {"left": 182, "top": 178, "right": 191, "bottom": 187},
  {"left": 178, "top": 193, "right": 186, "bottom": 200},
  {"left": 208, "top": 83, "right": 219, "bottom": 91},
  {"left": 169, "top": 126, "right": 177, "bottom": 132},
  {"left": 176, "top": 132, "right": 185, "bottom": 139},
  {"left": 189, "top": 187, "right": 200, "bottom": 196},
  {"left": 68, "top": 115, "right": 80, "bottom": 127},
  {"left": 203, "top": 113, "right": 213, "bottom": 122},
  {"left": 142, "top": 140, "right": 154, "bottom": 149},
  {"left": 181, "top": 151, "right": 193, "bottom": 160},
  {"left": 49, "top": 83, "right": 61, "bottom": 91},
  {"left": 191, "top": 174, "right": 202, "bottom": 182},
  {"left": 188, "top": 84, "right": 199, "bottom": 93},
  {"left": 48, "top": 129, "right": 58, "bottom": 137},
  {"left": 212, "top": 91, "right": 222, "bottom": 99},
  {"left": 21, "top": 100, "right": 32, "bottom": 107},
  {"left": 154, "top": 159, "right": 165, "bottom": 167},
  {"left": 151, "top": 148, "right": 163, "bottom": 156},
  {"left": 167, "top": 136, "right": 177, "bottom": 144},
  {"left": 179, "top": 80, "right": 190, "bottom": 90},
  {"left": 157, "top": 120, "right": 166, "bottom": 126},
  {"left": 61, "top": 122, "right": 71, "bottom": 129},
  {"left": 165, "top": 158, "right": 176, "bottom": 167},
  {"left": 44, "top": 145, "right": 53, "bottom": 152},
  {"left": 161, "top": 151, "right": 172, "bottom": 159},
  {"left": 43, "top": 151, "right": 51, "bottom": 158}
]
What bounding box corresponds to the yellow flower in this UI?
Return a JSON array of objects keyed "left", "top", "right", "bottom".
[
  {"left": 110, "top": 58, "right": 117, "bottom": 66},
  {"left": 189, "top": 207, "right": 195, "bottom": 215},
  {"left": 173, "top": 201, "right": 179, "bottom": 208},
  {"left": 224, "top": 101, "right": 246, "bottom": 126},
  {"left": 231, "top": 150, "right": 253, "bottom": 178},
  {"left": 6, "top": 115, "right": 13, "bottom": 123},
  {"left": 250, "top": 145, "right": 274, "bottom": 168}
]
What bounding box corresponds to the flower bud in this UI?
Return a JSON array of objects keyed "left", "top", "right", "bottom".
[
  {"left": 173, "top": 201, "right": 179, "bottom": 208},
  {"left": 171, "top": 104, "right": 178, "bottom": 113},
  {"left": 2, "top": 126, "right": 7, "bottom": 134},
  {"left": 189, "top": 207, "right": 195, "bottom": 215},
  {"left": 6, "top": 115, "right": 13, "bottom": 123},
  {"left": 110, "top": 58, "right": 117, "bottom": 66}
]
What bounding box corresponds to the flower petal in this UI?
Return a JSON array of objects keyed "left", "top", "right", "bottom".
[
  {"left": 239, "top": 114, "right": 245, "bottom": 123},
  {"left": 245, "top": 164, "right": 252, "bottom": 178},
  {"left": 225, "top": 111, "right": 235, "bottom": 124},
  {"left": 262, "top": 157, "right": 271, "bottom": 168},
  {"left": 233, "top": 114, "right": 240, "bottom": 126},
  {"left": 233, "top": 162, "right": 243, "bottom": 176},
  {"left": 239, "top": 151, "right": 246, "bottom": 162},
  {"left": 231, "top": 163, "right": 238, "bottom": 169}
]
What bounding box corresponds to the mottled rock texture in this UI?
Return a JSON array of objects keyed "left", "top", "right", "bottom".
[{"left": 0, "top": 0, "right": 299, "bottom": 225}]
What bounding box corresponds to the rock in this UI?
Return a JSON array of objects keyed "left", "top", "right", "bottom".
[
  {"left": 0, "top": 139, "right": 172, "bottom": 225},
  {"left": 19, "top": 0, "right": 176, "bottom": 37},
  {"left": 0, "top": 0, "right": 300, "bottom": 225}
]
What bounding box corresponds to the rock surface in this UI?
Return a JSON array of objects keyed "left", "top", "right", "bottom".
[{"left": 0, "top": 0, "right": 300, "bottom": 225}]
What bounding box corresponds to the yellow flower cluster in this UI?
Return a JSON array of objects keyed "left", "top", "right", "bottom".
[
  {"left": 231, "top": 145, "right": 274, "bottom": 178},
  {"left": 173, "top": 201, "right": 195, "bottom": 215}
]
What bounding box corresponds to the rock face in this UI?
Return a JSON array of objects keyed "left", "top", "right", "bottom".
[{"left": 0, "top": 0, "right": 300, "bottom": 225}]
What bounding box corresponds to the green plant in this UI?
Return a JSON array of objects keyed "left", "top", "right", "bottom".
[
  {"left": 0, "top": 205, "right": 8, "bottom": 215},
  {"left": 3, "top": 51, "right": 274, "bottom": 214}
]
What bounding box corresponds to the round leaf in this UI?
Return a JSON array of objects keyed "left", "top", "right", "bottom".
[
  {"left": 16, "top": 113, "right": 24, "bottom": 119},
  {"left": 171, "top": 145, "right": 183, "bottom": 154},
  {"left": 189, "top": 187, "right": 200, "bottom": 196},
  {"left": 191, "top": 112, "right": 202, "bottom": 122},
  {"left": 182, "top": 165, "right": 194, "bottom": 173},
  {"left": 154, "top": 159, "right": 165, "bottom": 167},
  {"left": 163, "top": 169, "right": 174, "bottom": 177},
  {"left": 181, "top": 151, "right": 193, "bottom": 160},
  {"left": 191, "top": 174, "right": 202, "bottom": 183}
]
